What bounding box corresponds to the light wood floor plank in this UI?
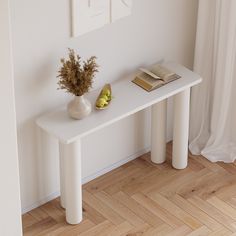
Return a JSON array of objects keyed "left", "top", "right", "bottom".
[
  {"left": 28, "top": 208, "right": 48, "bottom": 222},
  {"left": 120, "top": 223, "right": 151, "bottom": 236},
  {"left": 113, "top": 191, "right": 164, "bottom": 227},
  {"left": 188, "top": 196, "right": 236, "bottom": 232},
  {"left": 165, "top": 225, "right": 192, "bottom": 236},
  {"left": 148, "top": 193, "right": 202, "bottom": 229},
  {"left": 207, "top": 227, "right": 233, "bottom": 236},
  {"left": 216, "top": 185, "right": 236, "bottom": 202},
  {"left": 132, "top": 193, "right": 183, "bottom": 228},
  {"left": 158, "top": 169, "right": 204, "bottom": 199},
  {"left": 170, "top": 194, "right": 222, "bottom": 231},
  {"left": 22, "top": 213, "right": 39, "bottom": 229},
  {"left": 144, "top": 224, "right": 173, "bottom": 236},
  {"left": 186, "top": 226, "right": 211, "bottom": 236},
  {"left": 82, "top": 190, "right": 125, "bottom": 225},
  {"left": 84, "top": 163, "right": 140, "bottom": 194},
  {"left": 79, "top": 221, "right": 113, "bottom": 236},
  {"left": 23, "top": 217, "right": 58, "bottom": 236},
  {"left": 103, "top": 221, "right": 133, "bottom": 236},
  {"left": 169, "top": 194, "right": 221, "bottom": 231},
  {"left": 82, "top": 201, "right": 106, "bottom": 224},
  {"left": 50, "top": 220, "right": 95, "bottom": 236},
  {"left": 95, "top": 191, "right": 145, "bottom": 227},
  {"left": 104, "top": 166, "right": 157, "bottom": 195},
  {"left": 207, "top": 197, "right": 236, "bottom": 220}
]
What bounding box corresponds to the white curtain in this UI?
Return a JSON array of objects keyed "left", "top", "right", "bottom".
[{"left": 189, "top": 0, "right": 236, "bottom": 163}]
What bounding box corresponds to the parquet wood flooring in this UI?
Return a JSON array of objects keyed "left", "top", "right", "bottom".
[{"left": 22, "top": 143, "right": 236, "bottom": 235}]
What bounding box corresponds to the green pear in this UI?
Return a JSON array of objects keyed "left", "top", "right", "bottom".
[
  {"left": 102, "top": 88, "right": 111, "bottom": 98},
  {"left": 96, "top": 98, "right": 108, "bottom": 108},
  {"left": 100, "top": 94, "right": 109, "bottom": 101}
]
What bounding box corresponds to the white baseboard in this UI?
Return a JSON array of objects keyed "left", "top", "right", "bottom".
[{"left": 22, "top": 147, "right": 150, "bottom": 214}]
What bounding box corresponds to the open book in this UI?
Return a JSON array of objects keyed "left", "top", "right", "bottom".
[{"left": 132, "top": 64, "right": 181, "bottom": 92}]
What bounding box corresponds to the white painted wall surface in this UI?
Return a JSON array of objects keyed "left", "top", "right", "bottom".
[
  {"left": 0, "top": 0, "right": 22, "bottom": 235},
  {"left": 10, "top": 0, "right": 198, "bottom": 212}
]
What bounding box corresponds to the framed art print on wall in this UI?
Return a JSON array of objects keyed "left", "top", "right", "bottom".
[{"left": 72, "top": 0, "right": 133, "bottom": 37}]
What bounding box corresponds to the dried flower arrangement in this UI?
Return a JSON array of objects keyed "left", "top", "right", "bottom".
[{"left": 57, "top": 49, "right": 99, "bottom": 96}]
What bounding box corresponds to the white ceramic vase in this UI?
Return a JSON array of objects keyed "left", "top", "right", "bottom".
[{"left": 67, "top": 95, "right": 92, "bottom": 120}]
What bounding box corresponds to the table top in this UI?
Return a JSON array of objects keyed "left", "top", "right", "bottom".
[{"left": 36, "top": 62, "right": 202, "bottom": 144}]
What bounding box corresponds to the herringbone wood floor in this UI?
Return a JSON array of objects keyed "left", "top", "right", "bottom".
[{"left": 23, "top": 143, "right": 236, "bottom": 236}]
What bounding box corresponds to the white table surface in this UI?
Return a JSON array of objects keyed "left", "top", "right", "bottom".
[{"left": 36, "top": 62, "right": 202, "bottom": 144}]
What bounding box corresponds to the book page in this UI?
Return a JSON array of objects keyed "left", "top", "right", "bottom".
[
  {"left": 150, "top": 64, "right": 175, "bottom": 80},
  {"left": 139, "top": 68, "right": 161, "bottom": 79},
  {"left": 150, "top": 64, "right": 181, "bottom": 83},
  {"left": 163, "top": 74, "right": 181, "bottom": 83},
  {"left": 137, "top": 72, "right": 164, "bottom": 87}
]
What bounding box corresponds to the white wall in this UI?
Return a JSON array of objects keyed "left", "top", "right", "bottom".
[
  {"left": 10, "top": 0, "right": 198, "bottom": 212},
  {"left": 0, "top": 0, "right": 22, "bottom": 235}
]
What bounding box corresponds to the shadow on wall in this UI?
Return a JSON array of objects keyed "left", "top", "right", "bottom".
[{"left": 18, "top": 118, "right": 60, "bottom": 211}]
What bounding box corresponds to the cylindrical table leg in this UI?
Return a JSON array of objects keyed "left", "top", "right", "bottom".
[
  {"left": 63, "top": 140, "right": 82, "bottom": 224},
  {"left": 151, "top": 99, "right": 167, "bottom": 164},
  {"left": 59, "top": 143, "right": 66, "bottom": 209},
  {"left": 172, "top": 88, "right": 190, "bottom": 169}
]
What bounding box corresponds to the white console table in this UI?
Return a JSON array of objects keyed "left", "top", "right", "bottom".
[{"left": 36, "top": 62, "right": 202, "bottom": 224}]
